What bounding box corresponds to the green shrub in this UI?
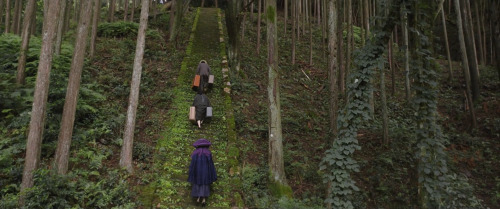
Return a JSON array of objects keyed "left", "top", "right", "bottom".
[
  {"left": 97, "top": 21, "right": 162, "bottom": 41},
  {"left": 18, "top": 169, "right": 137, "bottom": 208}
]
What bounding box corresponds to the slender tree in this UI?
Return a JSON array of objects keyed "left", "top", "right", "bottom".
[
  {"left": 257, "top": 0, "right": 261, "bottom": 55},
  {"left": 460, "top": 0, "right": 480, "bottom": 103},
  {"left": 390, "top": 32, "right": 395, "bottom": 95},
  {"left": 454, "top": 0, "right": 477, "bottom": 128},
  {"left": 4, "top": 0, "right": 10, "bottom": 33},
  {"left": 291, "top": 0, "right": 296, "bottom": 63},
  {"left": 326, "top": 0, "right": 338, "bottom": 206},
  {"left": 0, "top": 0, "right": 4, "bottom": 28},
  {"left": 284, "top": 0, "right": 288, "bottom": 35},
  {"left": 63, "top": 0, "right": 72, "bottom": 32},
  {"left": 345, "top": 0, "right": 352, "bottom": 84},
  {"left": 473, "top": 1, "right": 484, "bottom": 66},
  {"left": 494, "top": 1, "right": 500, "bottom": 80},
  {"left": 440, "top": 4, "right": 453, "bottom": 81},
  {"left": 403, "top": 5, "right": 410, "bottom": 102},
  {"left": 10, "top": 0, "right": 19, "bottom": 34},
  {"left": 124, "top": 0, "right": 129, "bottom": 20},
  {"left": 120, "top": 0, "right": 149, "bottom": 173},
  {"left": 16, "top": 0, "right": 37, "bottom": 85},
  {"left": 241, "top": 0, "right": 247, "bottom": 41},
  {"left": 131, "top": 0, "right": 136, "bottom": 20},
  {"left": 309, "top": 4, "right": 313, "bottom": 65},
  {"left": 168, "top": 0, "right": 175, "bottom": 38},
  {"left": 267, "top": 0, "right": 291, "bottom": 197},
  {"left": 90, "top": 0, "right": 101, "bottom": 58},
  {"left": 54, "top": 0, "right": 68, "bottom": 55},
  {"left": 54, "top": 0, "right": 93, "bottom": 175},
  {"left": 109, "top": 0, "right": 116, "bottom": 22},
  {"left": 337, "top": 0, "right": 345, "bottom": 94},
  {"left": 321, "top": 1, "right": 404, "bottom": 207},
  {"left": 20, "top": 0, "right": 62, "bottom": 194},
  {"left": 225, "top": 0, "right": 243, "bottom": 70},
  {"left": 327, "top": 0, "right": 338, "bottom": 146}
]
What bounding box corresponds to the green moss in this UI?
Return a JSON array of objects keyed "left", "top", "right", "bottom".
[
  {"left": 266, "top": 6, "right": 276, "bottom": 21},
  {"left": 268, "top": 176, "right": 293, "bottom": 198},
  {"left": 137, "top": 183, "right": 159, "bottom": 208}
]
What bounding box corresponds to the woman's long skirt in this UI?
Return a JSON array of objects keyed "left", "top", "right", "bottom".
[{"left": 191, "top": 184, "right": 210, "bottom": 197}]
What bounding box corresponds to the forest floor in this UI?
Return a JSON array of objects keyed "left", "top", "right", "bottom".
[{"left": 136, "top": 8, "right": 241, "bottom": 208}]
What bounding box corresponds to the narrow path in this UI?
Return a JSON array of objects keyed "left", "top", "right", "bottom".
[{"left": 149, "top": 8, "right": 240, "bottom": 208}]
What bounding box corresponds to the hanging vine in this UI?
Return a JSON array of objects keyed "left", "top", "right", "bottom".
[
  {"left": 409, "top": 1, "right": 482, "bottom": 208},
  {"left": 320, "top": 0, "right": 404, "bottom": 208}
]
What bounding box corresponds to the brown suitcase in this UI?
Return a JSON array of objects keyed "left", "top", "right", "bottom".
[
  {"left": 189, "top": 106, "right": 196, "bottom": 123},
  {"left": 192, "top": 75, "right": 200, "bottom": 90}
]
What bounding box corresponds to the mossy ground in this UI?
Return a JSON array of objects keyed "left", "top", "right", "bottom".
[{"left": 140, "top": 8, "right": 241, "bottom": 208}]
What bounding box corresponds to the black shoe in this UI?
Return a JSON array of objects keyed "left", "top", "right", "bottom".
[{"left": 201, "top": 202, "right": 206, "bottom": 207}]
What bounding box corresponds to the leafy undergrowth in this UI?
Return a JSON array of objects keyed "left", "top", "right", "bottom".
[
  {"left": 233, "top": 10, "right": 500, "bottom": 209},
  {"left": 0, "top": 11, "right": 188, "bottom": 208}
]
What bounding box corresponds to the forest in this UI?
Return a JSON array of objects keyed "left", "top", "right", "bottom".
[{"left": 0, "top": 0, "right": 499, "bottom": 208}]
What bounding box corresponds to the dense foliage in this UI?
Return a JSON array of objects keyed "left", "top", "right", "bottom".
[{"left": 0, "top": 27, "right": 136, "bottom": 207}]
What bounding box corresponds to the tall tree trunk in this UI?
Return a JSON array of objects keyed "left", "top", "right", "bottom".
[
  {"left": 10, "top": 0, "right": 18, "bottom": 33},
  {"left": 250, "top": 0, "right": 254, "bottom": 21},
  {"left": 109, "top": 0, "right": 116, "bottom": 22},
  {"left": 403, "top": 6, "right": 410, "bottom": 102},
  {"left": 360, "top": 0, "right": 365, "bottom": 46},
  {"left": 168, "top": 0, "right": 175, "bottom": 38},
  {"left": 465, "top": 0, "right": 479, "bottom": 70},
  {"left": 291, "top": 0, "right": 295, "bottom": 63},
  {"left": 494, "top": 1, "right": 500, "bottom": 80},
  {"left": 0, "top": 0, "right": 4, "bottom": 29},
  {"left": 381, "top": 38, "right": 389, "bottom": 144},
  {"left": 63, "top": 0, "right": 72, "bottom": 32},
  {"left": 327, "top": 0, "right": 338, "bottom": 145},
  {"left": 474, "top": 1, "right": 484, "bottom": 66},
  {"left": 215, "top": 0, "right": 218, "bottom": 8},
  {"left": 322, "top": 0, "right": 327, "bottom": 59},
  {"left": 16, "top": 0, "right": 36, "bottom": 85},
  {"left": 460, "top": 0, "right": 480, "bottom": 103},
  {"left": 124, "top": 0, "right": 129, "bottom": 20},
  {"left": 241, "top": 0, "right": 246, "bottom": 41},
  {"left": 4, "top": 0, "right": 10, "bottom": 34},
  {"left": 226, "top": 0, "right": 242, "bottom": 71},
  {"left": 74, "top": 0, "right": 81, "bottom": 24},
  {"left": 131, "top": 0, "right": 135, "bottom": 21},
  {"left": 20, "top": 0, "right": 62, "bottom": 195},
  {"left": 390, "top": 32, "right": 395, "bottom": 96},
  {"left": 15, "top": 0, "right": 22, "bottom": 34},
  {"left": 120, "top": 0, "right": 149, "bottom": 173},
  {"left": 454, "top": 0, "right": 477, "bottom": 129},
  {"left": 90, "top": 0, "right": 101, "bottom": 58},
  {"left": 152, "top": 0, "right": 156, "bottom": 21},
  {"left": 326, "top": 1, "right": 338, "bottom": 206},
  {"left": 440, "top": 5, "right": 453, "bottom": 81},
  {"left": 257, "top": 0, "right": 261, "bottom": 55},
  {"left": 337, "top": 0, "right": 344, "bottom": 94},
  {"left": 30, "top": 2, "right": 36, "bottom": 36},
  {"left": 284, "top": 0, "right": 287, "bottom": 36},
  {"left": 54, "top": 0, "right": 67, "bottom": 55},
  {"left": 267, "top": 0, "right": 290, "bottom": 196},
  {"left": 170, "top": 0, "right": 185, "bottom": 44},
  {"left": 317, "top": 0, "right": 321, "bottom": 25},
  {"left": 309, "top": 3, "right": 313, "bottom": 65},
  {"left": 54, "top": 0, "right": 93, "bottom": 175},
  {"left": 297, "top": 0, "right": 301, "bottom": 40},
  {"left": 364, "top": 0, "right": 369, "bottom": 38}
]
